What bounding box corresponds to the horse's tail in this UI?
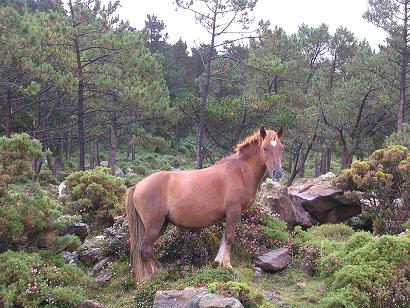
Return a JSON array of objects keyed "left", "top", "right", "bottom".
[{"left": 125, "top": 186, "right": 144, "bottom": 286}]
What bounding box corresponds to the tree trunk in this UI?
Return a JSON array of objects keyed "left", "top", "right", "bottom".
[
  {"left": 327, "top": 148, "right": 331, "bottom": 172},
  {"left": 90, "top": 139, "right": 100, "bottom": 169},
  {"left": 341, "top": 147, "right": 353, "bottom": 170},
  {"left": 175, "top": 124, "right": 180, "bottom": 156},
  {"left": 4, "top": 90, "right": 12, "bottom": 137},
  {"left": 398, "top": 5, "right": 408, "bottom": 132},
  {"left": 287, "top": 153, "right": 292, "bottom": 174},
  {"left": 196, "top": 9, "right": 217, "bottom": 169},
  {"left": 108, "top": 120, "right": 118, "bottom": 173},
  {"left": 70, "top": 0, "right": 85, "bottom": 170},
  {"left": 298, "top": 154, "right": 305, "bottom": 178},
  {"left": 27, "top": 159, "right": 43, "bottom": 195},
  {"left": 314, "top": 153, "right": 320, "bottom": 177},
  {"left": 77, "top": 76, "right": 85, "bottom": 170}
]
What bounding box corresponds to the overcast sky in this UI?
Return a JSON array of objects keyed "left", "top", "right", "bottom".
[{"left": 114, "top": 0, "right": 387, "bottom": 50}]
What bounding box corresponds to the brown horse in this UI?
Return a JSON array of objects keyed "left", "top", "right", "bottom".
[{"left": 126, "top": 126, "right": 284, "bottom": 285}]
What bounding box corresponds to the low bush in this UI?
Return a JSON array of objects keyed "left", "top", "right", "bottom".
[
  {"left": 335, "top": 145, "right": 410, "bottom": 234},
  {"left": 155, "top": 225, "right": 222, "bottom": 266},
  {"left": 0, "top": 189, "right": 80, "bottom": 252},
  {"left": 155, "top": 205, "right": 290, "bottom": 266},
  {"left": 65, "top": 167, "right": 127, "bottom": 226},
  {"left": 208, "top": 281, "right": 274, "bottom": 308},
  {"left": 0, "top": 133, "right": 44, "bottom": 196},
  {"left": 298, "top": 225, "right": 410, "bottom": 307},
  {"left": 0, "top": 250, "right": 93, "bottom": 307}
]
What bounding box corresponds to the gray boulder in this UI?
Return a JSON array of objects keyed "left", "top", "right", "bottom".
[
  {"left": 61, "top": 251, "right": 79, "bottom": 264},
  {"left": 79, "top": 300, "right": 105, "bottom": 308},
  {"left": 153, "top": 287, "right": 243, "bottom": 308},
  {"left": 257, "top": 175, "right": 362, "bottom": 227},
  {"left": 95, "top": 271, "right": 112, "bottom": 284},
  {"left": 78, "top": 236, "right": 107, "bottom": 265},
  {"left": 60, "top": 222, "right": 90, "bottom": 241},
  {"left": 91, "top": 257, "right": 112, "bottom": 275},
  {"left": 79, "top": 248, "right": 103, "bottom": 265},
  {"left": 288, "top": 177, "right": 362, "bottom": 223},
  {"left": 253, "top": 248, "right": 291, "bottom": 272}
]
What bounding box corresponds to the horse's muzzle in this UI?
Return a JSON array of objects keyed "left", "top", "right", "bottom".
[{"left": 270, "top": 169, "right": 284, "bottom": 182}]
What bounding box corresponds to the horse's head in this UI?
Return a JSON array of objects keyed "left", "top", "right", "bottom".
[{"left": 259, "top": 126, "right": 284, "bottom": 181}]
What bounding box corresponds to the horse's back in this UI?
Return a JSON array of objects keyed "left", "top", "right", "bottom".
[{"left": 133, "top": 166, "right": 234, "bottom": 228}]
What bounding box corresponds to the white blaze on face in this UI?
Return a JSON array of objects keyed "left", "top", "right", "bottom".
[{"left": 270, "top": 140, "right": 277, "bottom": 147}]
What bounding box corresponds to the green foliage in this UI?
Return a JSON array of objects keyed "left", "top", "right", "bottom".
[
  {"left": 299, "top": 225, "right": 410, "bottom": 307},
  {"left": 0, "top": 133, "right": 45, "bottom": 195},
  {"left": 403, "top": 219, "right": 410, "bottom": 230},
  {"left": 0, "top": 250, "right": 93, "bottom": 307},
  {"left": 262, "top": 214, "right": 289, "bottom": 242},
  {"left": 305, "top": 224, "right": 355, "bottom": 242},
  {"left": 386, "top": 123, "right": 410, "bottom": 148},
  {"left": 39, "top": 168, "right": 58, "bottom": 186},
  {"left": 65, "top": 167, "right": 126, "bottom": 226},
  {"left": 208, "top": 281, "right": 274, "bottom": 308},
  {"left": 335, "top": 145, "right": 410, "bottom": 234},
  {"left": 0, "top": 189, "right": 78, "bottom": 252}
]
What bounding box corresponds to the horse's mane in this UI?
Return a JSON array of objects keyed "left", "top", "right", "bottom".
[
  {"left": 215, "top": 129, "right": 277, "bottom": 165},
  {"left": 235, "top": 130, "right": 276, "bottom": 154}
]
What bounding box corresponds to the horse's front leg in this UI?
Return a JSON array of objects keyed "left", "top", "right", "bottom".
[{"left": 215, "top": 206, "right": 241, "bottom": 268}]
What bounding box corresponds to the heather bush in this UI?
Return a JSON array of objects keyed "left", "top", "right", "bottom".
[
  {"left": 234, "top": 205, "right": 289, "bottom": 258},
  {"left": 155, "top": 225, "right": 222, "bottom": 266},
  {"left": 155, "top": 204, "right": 290, "bottom": 265},
  {"left": 0, "top": 250, "right": 93, "bottom": 307},
  {"left": 65, "top": 167, "right": 127, "bottom": 226},
  {"left": 335, "top": 145, "right": 410, "bottom": 234},
  {"left": 0, "top": 189, "right": 80, "bottom": 252}
]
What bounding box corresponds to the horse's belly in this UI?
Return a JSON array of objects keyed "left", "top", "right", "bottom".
[
  {"left": 167, "top": 190, "right": 225, "bottom": 229},
  {"left": 168, "top": 205, "right": 224, "bottom": 229}
]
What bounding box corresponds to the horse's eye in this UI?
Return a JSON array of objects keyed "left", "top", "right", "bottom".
[{"left": 263, "top": 148, "right": 267, "bottom": 151}]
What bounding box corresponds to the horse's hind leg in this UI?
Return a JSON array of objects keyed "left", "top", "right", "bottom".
[{"left": 140, "top": 215, "right": 166, "bottom": 280}]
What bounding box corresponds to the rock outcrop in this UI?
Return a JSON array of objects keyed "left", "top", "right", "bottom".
[
  {"left": 79, "top": 300, "right": 105, "bottom": 308},
  {"left": 153, "top": 287, "right": 243, "bottom": 308},
  {"left": 257, "top": 173, "right": 362, "bottom": 227}
]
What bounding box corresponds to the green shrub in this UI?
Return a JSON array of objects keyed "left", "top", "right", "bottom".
[
  {"left": 306, "top": 224, "right": 355, "bottom": 242},
  {"left": 0, "top": 133, "right": 45, "bottom": 195},
  {"left": 262, "top": 214, "right": 289, "bottom": 242},
  {"left": 385, "top": 122, "right": 410, "bottom": 149},
  {"left": 208, "top": 281, "right": 274, "bottom": 308},
  {"left": 317, "top": 233, "right": 410, "bottom": 307},
  {"left": 39, "top": 168, "right": 58, "bottom": 186},
  {"left": 320, "top": 287, "right": 371, "bottom": 308},
  {"left": 335, "top": 145, "right": 410, "bottom": 234},
  {"left": 0, "top": 250, "right": 93, "bottom": 307},
  {"left": 0, "top": 189, "right": 78, "bottom": 252},
  {"left": 65, "top": 167, "right": 126, "bottom": 226}
]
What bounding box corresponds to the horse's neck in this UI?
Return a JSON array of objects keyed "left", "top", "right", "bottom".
[{"left": 238, "top": 147, "right": 266, "bottom": 191}]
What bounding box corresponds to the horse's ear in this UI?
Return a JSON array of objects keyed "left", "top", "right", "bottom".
[
  {"left": 260, "top": 126, "right": 267, "bottom": 139},
  {"left": 277, "top": 127, "right": 284, "bottom": 138}
]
